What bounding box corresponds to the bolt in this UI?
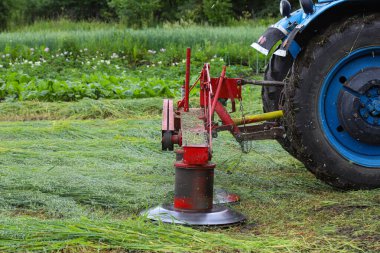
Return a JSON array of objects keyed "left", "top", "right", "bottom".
[
  {"left": 364, "top": 113, "right": 369, "bottom": 118},
  {"left": 353, "top": 113, "right": 359, "bottom": 118}
]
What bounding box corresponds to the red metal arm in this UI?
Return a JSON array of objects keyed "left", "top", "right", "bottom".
[
  {"left": 210, "top": 66, "right": 226, "bottom": 115},
  {"left": 184, "top": 48, "right": 191, "bottom": 112}
]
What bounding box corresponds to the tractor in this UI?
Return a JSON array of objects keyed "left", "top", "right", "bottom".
[
  {"left": 144, "top": 0, "right": 380, "bottom": 225},
  {"left": 257, "top": 0, "right": 380, "bottom": 190}
]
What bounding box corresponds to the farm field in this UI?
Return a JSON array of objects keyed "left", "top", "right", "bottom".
[
  {"left": 0, "top": 21, "right": 379, "bottom": 252},
  {"left": 0, "top": 20, "right": 265, "bottom": 102}
]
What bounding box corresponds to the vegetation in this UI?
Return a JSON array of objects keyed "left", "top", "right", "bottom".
[
  {"left": 0, "top": 10, "right": 378, "bottom": 253},
  {"left": 0, "top": 21, "right": 264, "bottom": 102},
  {"left": 0, "top": 0, "right": 301, "bottom": 30},
  {"left": 0, "top": 217, "right": 295, "bottom": 252}
]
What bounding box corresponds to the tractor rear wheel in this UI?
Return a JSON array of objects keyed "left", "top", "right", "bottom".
[
  {"left": 262, "top": 49, "right": 294, "bottom": 154},
  {"left": 284, "top": 14, "right": 380, "bottom": 189}
]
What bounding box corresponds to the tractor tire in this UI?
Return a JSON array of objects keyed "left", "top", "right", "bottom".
[
  {"left": 262, "top": 52, "right": 292, "bottom": 113},
  {"left": 283, "top": 14, "right": 380, "bottom": 189},
  {"left": 262, "top": 49, "right": 294, "bottom": 154}
]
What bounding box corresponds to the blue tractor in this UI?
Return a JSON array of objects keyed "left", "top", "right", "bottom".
[{"left": 254, "top": 0, "right": 380, "bottom": 189}]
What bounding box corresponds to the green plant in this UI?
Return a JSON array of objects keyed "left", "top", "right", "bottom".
[
  {"left": 108, "top": 0, "right": 160, "bottom": 27},
  {"left": 203, "top": 0, "right": 234, "bottom": 25},
  {"left": 0, "top": 21, "right": 266, "bottom": 102}
]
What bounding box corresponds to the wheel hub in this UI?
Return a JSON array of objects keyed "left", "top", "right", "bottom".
[
  {"left": 338, "top": 68, "right": 380, "bottom": 145},
  {"left": 360, "top": 85, "right": 380, "bottom": 121}
]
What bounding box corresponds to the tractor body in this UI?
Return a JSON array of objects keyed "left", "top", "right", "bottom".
[
  {"left": 257, "top": 0, "right": 380, "bottom": 189},
  {"left": 253, "top": 0, "right": 379, "bottom": 60}
]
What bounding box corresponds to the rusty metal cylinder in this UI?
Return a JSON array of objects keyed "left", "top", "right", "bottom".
[{"left": 174, "top": 163, "right": 215, "bottom": 212}]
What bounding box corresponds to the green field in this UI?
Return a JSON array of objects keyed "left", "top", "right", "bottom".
[
  {"left": 0, "top": 21, "right": 265, "bottom": 102},
  {"left": 0, "top": 21, "right": 379, "bottom": 252}
]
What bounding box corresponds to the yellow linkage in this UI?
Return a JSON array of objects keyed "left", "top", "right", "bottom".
[{"left": 232, "top": 110, "right": 284, "bottom": 126}]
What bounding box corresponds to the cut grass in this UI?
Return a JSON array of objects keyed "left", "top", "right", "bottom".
[
  {"left": 0, "top": 217, "right": 297, "bottom": 252},
  {"left": 0, "top": 97, "right": 379, "bottom": 252},
  {"left": 0, "top": 82, "right": 262, "bottom": 121},
  {"left": 0, "top": 98, "right": 163, "bottom": 121}
]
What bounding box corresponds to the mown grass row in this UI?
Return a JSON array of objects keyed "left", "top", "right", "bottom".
[
  {"left": 0, "top": 85, "right": 263, "bottom": 121},
  {"left": 0, "top": 98, "right": 163, "bottom": 121},
  {"left": 0, "top": 217, "right": 298, "bottom": 252}
]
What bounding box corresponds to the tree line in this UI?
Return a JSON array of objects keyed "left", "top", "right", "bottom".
[{"left": 0, "top": 0, "right": 299, "bottom": 30}]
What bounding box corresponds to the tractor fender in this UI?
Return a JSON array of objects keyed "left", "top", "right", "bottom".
[{"left": 252, "top": 0, "right": 380, "bottom": 59}]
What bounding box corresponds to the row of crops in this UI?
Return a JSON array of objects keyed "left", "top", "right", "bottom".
[{"left": 0, "top": 20, "right": 267, "bottom": 102}]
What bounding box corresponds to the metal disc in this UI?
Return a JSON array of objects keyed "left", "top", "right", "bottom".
[
  {"left": 142, "top": 204, "right": 246, "bottom": 226},
  {"left": 213, "top": 189, "right": 240, "bottom": 204}
]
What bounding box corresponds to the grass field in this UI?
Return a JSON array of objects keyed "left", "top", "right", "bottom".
[
  {"left": 0, "top": 20, "right": 379, "bottom": 252},
  {"left": 0, "top": 97, "right": 379, "bottom": 252},
  {"left": 0, "top": 19, "right": 267, "bottom": 65}
]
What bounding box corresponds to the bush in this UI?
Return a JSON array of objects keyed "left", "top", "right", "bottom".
[
  {"left": 0, "top": 0, "right": 12, "bottom": 30},
  {"left": 1, "top": 0, "right": 298, "bottom": 29},
  {"left": 108, "top": 0, "right": 160, "bottom": 28},
  {"left": 203, "top": 0, "right": 233, "bottom": 25}
]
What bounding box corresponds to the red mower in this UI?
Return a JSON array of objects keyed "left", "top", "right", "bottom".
[{"left": 142, "top": 48, "right": 285, "bottom": 226}]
